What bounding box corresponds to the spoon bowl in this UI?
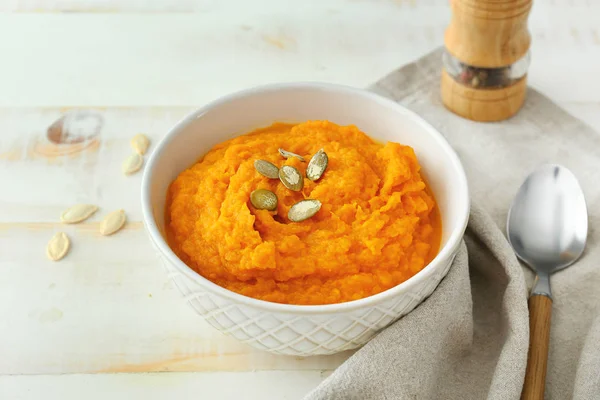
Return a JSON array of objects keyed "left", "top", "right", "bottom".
[{"left": 508, "top": 164, "right": 588, "bottom": 277}]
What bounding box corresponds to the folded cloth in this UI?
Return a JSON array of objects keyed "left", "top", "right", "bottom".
[{"left": 305, "top": 48, "right": 600, "bottom": 400}]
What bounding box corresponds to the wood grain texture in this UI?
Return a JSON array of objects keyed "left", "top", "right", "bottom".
[
  {"left": 0, "top": 371, "right": 330, "bottom": 400},
  {"left": 445, "top": 0, "right": 532, "bottom": 67},
  {"left": 521, "top": 295, "right": 553, "bottom": 400}
]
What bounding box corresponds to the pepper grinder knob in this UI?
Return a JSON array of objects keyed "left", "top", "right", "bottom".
[{"left": 441, "top": 0, "right": 533, "bottom": 122}]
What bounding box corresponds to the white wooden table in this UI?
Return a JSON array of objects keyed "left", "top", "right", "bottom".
[{"left": 1, "top": 1, "right": 598, "bottom": 398}]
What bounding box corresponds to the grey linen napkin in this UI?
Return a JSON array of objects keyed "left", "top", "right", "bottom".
[{"left": 305, "top": 48, "right": 600, "bottom": 400}]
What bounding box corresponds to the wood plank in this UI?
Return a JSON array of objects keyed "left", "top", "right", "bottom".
[
  {"left": 4, "top": 0, "right": 452, "bottom": 13},
  {"left": 0, "top": 2, "right": 598, "bottom": 108},
  {"left": 0, "top": 371, "right": 329, "bottom": 400},
  {"left": 0, "top": 107, "right": 193, "bottom": 222}
]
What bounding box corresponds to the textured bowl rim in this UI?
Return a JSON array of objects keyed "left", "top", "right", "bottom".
[{"left": 141, "top": 82, "right": 470, "bottom": 315}]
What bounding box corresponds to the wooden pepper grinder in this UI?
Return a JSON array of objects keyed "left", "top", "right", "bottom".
[{"left": 441, "top": 0, "right": 533, "bottom": 122}]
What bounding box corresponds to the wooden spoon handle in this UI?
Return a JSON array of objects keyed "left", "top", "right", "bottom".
[{"left": 521, "top": 294, "right": 553, "bottom": 400}]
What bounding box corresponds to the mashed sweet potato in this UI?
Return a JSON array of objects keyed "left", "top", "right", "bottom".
[{"left": 166, "top": 121, "right": 441, "bottom": 305}]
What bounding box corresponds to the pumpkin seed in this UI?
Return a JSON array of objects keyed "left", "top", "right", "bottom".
[
  {"left": 122, "top": 153, "right": 143, "bottom": 175},
  {"left": 288, "top": 199, "right": 322, "bottom": 222},
  {"left": 130, "top": 133, "right": 150, "bottom": 155},
  {"left": 60, "top": 204, "right": 98, "bottom": 224},
  {"left": 279, "top": 165, "right": 304, "bottom": 191},
  {"left": 254, "top": 159, "right": 279, "bottom": 179},
  {"left": 100, "top": 209, "right": 127, "bottom": 236},
  {"left": 278, "top": 148, "right": 305, "bottom": 162},
  {"left": 46, "top": 232, "right": 70, "bottom": 261},
  {"left": 250, "top": 189, "right": 278, "bottom": 211},
  {"left": 306, "top": 148, "right": 328, "bottom": 181}
]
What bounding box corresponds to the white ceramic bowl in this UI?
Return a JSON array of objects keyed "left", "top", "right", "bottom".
[{"left": 141, "top": 83, "right": 469, "bottom": 356}]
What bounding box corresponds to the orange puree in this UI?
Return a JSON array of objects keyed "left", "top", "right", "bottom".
[{"left": 166, "top": 121, "right": 441, "bottom": 305}]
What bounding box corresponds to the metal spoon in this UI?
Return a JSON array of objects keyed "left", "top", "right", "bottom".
[{"left": 507, "top": 164, "right": 588, "bottom": 400}]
